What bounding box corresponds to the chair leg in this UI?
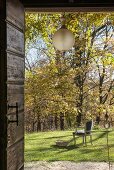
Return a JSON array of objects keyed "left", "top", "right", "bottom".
[
  {"left": 83, "top": 136, "right": 85, "bottom": 145},
  {"left": 90, "top": 135, "right": 92, "bottom": 145},
  {"left": 85, "top": 135, "right": 87, "bottom": 145},
  {"left": 73, "top": 134, "right": 76, "bottom": 145}
]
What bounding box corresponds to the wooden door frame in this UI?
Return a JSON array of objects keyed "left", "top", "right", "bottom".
[
  {"left": 0, "top": 0, "right": 24, "bottom": 169},
  {"left": 22, "top": 2, "right": 114, "bottom": 170},
  {"left": 20, "top": 0, "right": 114, "bottom": 7},
  {"left": 21, "top": 0, "right": 114, "bottom": 12},
  {"left": 25, "top": 7, "right": 114, "bottom": 12}
]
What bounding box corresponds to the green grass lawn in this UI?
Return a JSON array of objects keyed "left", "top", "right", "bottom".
[{"left": 25, "top": 130, "right": 114, "bottom": 162}]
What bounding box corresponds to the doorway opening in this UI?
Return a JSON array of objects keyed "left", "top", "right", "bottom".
[{"left": 24, "top": 11, "right": 114, "bottom": 169}]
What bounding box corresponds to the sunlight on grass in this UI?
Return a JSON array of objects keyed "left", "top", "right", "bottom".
[{"left": 25, "top": 130, "right": 114, "bottom": 162}]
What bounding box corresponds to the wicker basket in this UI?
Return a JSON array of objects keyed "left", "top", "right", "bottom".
[{"left": 56, "top": 140, "right": 69, "bottom": 146}]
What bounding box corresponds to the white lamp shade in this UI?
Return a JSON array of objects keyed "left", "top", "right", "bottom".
[{"left": 52, "top": 27, "right": 75, "bottom": 51}]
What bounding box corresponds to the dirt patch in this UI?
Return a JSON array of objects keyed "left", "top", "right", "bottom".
[{"left": 24, "top": 161, "right": 114, "bottom": 170}]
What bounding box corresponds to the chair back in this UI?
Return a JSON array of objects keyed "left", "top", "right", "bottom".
[{"left": 85, "top": 120, "right": 93, "bottom": 133}]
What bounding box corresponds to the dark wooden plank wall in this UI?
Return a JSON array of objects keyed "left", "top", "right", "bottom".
[
  {"left": 0, "top": 0, "right": 7, "bottom": 170},
  {"left": 6, "top": 0, "right": 25, "bottom": 170}
]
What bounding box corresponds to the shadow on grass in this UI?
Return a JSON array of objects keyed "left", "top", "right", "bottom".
[
  {"left": 45, "top": 134, "right": 72, "bottom": 139},
  {"left": 25, "top": 146, "right": 58, "bottom": 152},
  {"left": 51, "top": 142, "right": 84, "bottom": 151},
  {"left": 50, "top": 131, "right": 112, "bottom": 154}
]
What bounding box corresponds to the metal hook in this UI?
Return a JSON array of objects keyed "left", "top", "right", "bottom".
[{"left": 7, "top": 102, "right": 19, "bottom": 126}]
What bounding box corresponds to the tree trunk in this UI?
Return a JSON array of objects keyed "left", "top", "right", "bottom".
[
  {"left": 37, "top": 115, "right": 41, "bottom": 131},
  {"left": 55, "top": 114, "right": 58, "bottom": 130},
  {"left": 32, "top": 122, "right": 35, "bottom": 132},
  {"left": 60, "top": 113, "right": 64, "bottom": 130},
  {"left": 74, "top": 73, "right": 84, "bottom": 126},
  {"left": 76, "top": 111, "right": 82, "bottom": 127},
  {"left": 49, "top": 115, "right": 53, "bottom": 130},
  {"left": 66, "top": 113, "right": 71, "bottom": 128},
  {"left": 96, "top": 115, "right": 101, "bottom": 125}
]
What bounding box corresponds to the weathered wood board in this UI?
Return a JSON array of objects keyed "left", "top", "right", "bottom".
[{"left": 6, "top": 0, "right": 25, "bottom": 170}]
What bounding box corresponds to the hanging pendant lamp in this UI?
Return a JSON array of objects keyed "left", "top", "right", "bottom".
[{"left": 52, "top": 14, "right": 75, "bottom": 51}]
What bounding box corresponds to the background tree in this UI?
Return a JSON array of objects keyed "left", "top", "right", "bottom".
[{"left": 25, "top": 12, "right": 114, "bottom": 132}]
